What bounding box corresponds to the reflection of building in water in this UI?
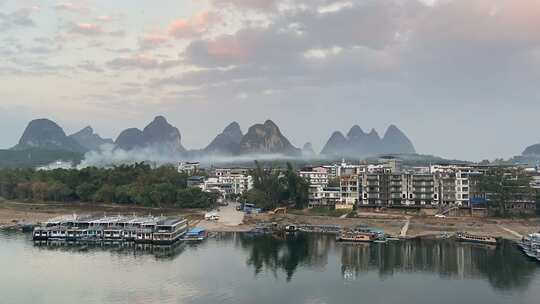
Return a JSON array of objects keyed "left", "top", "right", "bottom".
[
  {"left": 338, "top": 239, "right": 503, "bottom": 281},
  {"left": 33, "top": 239, "right": 187, "bottom": 260},
  {"left": 340, "top": 243, "right": 371, "bottom": 280},
  {"left": 307, "top": 234, "right": 334, "bottom": 270}
]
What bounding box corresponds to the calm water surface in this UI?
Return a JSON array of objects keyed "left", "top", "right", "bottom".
[{"left": 1, "top": 231, "right": 539, "bottom": 304}]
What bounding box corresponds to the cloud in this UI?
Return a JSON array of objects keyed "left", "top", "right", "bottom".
[
  {"left": 152, "top": 0, "right": 540, "bottom": 104},
  {"left": 107, "top": 54, "right": 181, "bottom": 70},
  {"left": 211, "top": 0, "right": 279, "bottom": 11},
  {"left": 78, "top": 61, "right": 104, "bottom": 72},
  {"left": 54, "top": 2, "right": 91, "bottom": 14},
  {"left": 138, "top": 34, "right": 169, "bottom": 50},
  {"left": 168, "top": 11, "right": 221, "bottom": 39},
  {"left": 69, "top": 22, "right": 103, "bottom": 35},
  {"left": 0, "top": 6, "right": 39, "bottom": 31}
]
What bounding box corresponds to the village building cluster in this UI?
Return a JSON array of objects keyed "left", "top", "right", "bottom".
[
  {"left": 178, "top": 159, "right": 539, "bottom": 216},
  {"left": 299, "top": 159, "right": 540, "bottom": 215},
  {"left": 179, "top": 163, "right": 254, "bottom": 199}
]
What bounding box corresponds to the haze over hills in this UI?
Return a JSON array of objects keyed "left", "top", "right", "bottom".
[
  {"left": 69, "top": 126, "right": 113, "bottom": 151},
  {"left": 114, "top": 116, "right": 186, "bottom": 155},
  {"left": 5, "top": 115, "right": 435, "bottom": 167},
  {"left": 321, "top": 124, "right": 416, "bottom": 158}
]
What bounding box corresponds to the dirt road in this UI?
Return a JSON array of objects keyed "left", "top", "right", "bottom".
[{"left": 195, "top": 202, "right": 251, "bottom": 232}]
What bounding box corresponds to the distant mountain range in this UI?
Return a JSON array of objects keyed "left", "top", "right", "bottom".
[
  {"left": 69, "top": 126, "right": 113, "bottom": 151},
  {"left": 321, "top": 125, "right": 416, "bottom": 158},
  {"left": 11, "top": 116, "right": 419, "bottom": 160},
  {"left": 13, "top": 119, "right": 87, "bottom": 153},
  {"left": 523, "top": 143, "right": 540, "bottom": 157}
]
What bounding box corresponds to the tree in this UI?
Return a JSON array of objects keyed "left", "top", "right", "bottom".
[
  {"left": 76, "top": 182, "right": 97, "bottom": 202},
  {"left": 479, "top": 168, "right": 534, "bottom": 217},
  {"left": 245, "top": 162, "right": 309, "bottom": 210}
]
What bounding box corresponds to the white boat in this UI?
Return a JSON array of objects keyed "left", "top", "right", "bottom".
[{"left": 518, "top": 233, "right": 540, "bottom": 261}]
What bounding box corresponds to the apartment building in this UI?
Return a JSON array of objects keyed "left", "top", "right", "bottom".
[
  {"left": 359, "top": 173, "right": 439, "bottom": 207},
  {"left": 218, "top": 174, "right": 253, "bottom": 195},
  {"left": 430, "top": 165, "right": 481, "bottom": 207},
  {"left": 299, "top": 167, "right": 330, "bottom": 186},
  {"left": 337, "top": 166, "right": 362, "bottom": 210},
  {"left": 308, "top": 185, "right": 341, "bottom": 208}
]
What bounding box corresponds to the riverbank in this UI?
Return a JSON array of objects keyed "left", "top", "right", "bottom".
[
  {"left": 243, "top": 211, "right": 540, "bottom": 240},
  {"left": 1, "top": 200, "right": 539, "bottom": 240}
]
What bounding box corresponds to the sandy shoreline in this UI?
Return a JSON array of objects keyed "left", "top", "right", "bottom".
[{"left": 1, "top": 200, "right": 539, "bottom": 240}]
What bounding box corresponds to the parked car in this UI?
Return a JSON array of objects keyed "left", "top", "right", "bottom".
[{"left": 205, "top": 212, "right": 220, "bottom": 221}]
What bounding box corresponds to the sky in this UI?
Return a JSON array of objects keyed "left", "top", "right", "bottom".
[{"left": 1, "top": 0, "right": 540, "bottom": 161}]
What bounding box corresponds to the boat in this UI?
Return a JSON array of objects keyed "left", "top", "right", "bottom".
[
  {"left": 336, "top": 231, "right": 378, "bottom": 243},
  {"left": 182, "top": 228, "right": 208, "bottom": 241},
  {"left": 21, "top": 223, "right": 35, "bottom": 233},
  {"left": 150, "top": 218, "right": 189, "bottom": 245},
  {"left": 284, "top": 225, "right": 298, "bottom": 233},
  {"left": 455, "top": 232, "right": 498, "bottom": 245},
  {"left": 32, "top": 215, "right": 188, "bottom": 245},
  {"left": 518, "top": 233, "right": 540, "bottom": 260}
]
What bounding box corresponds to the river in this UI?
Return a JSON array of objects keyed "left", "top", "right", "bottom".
[{"left": 1, "top": 231, "right": 539, "bottom": 304}]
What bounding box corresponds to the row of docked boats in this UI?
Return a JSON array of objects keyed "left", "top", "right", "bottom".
[
  {"left": 31, "top": 214, "right": 206, "bottom": 245},
  {"left": 518, "top": 233, "right": 540, "bottom": 262},
  {"left": 336, "top": 229, "right": 500, "bottom": 245}
]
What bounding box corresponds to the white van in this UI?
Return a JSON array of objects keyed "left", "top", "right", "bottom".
[{"left": 205, "top": 212, "right": 220, "bottom": 221}]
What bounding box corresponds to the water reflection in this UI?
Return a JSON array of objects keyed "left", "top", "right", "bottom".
[
  {"left": 32, "top": 239, "right": 189, "bottom": 260},
  {"left": 236, "top": 233, "right": 334, "bottom": 281},
  {"left": 6, "top": 231, "right": 540, "bottom": 292},
  {"left": 237, "top": 233, "right": 539, "bottom": 290}
]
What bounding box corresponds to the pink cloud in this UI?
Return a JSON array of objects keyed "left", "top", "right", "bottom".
[
  {"left": 139, "top": 34, "right": 169, "bottom": 49},
  {"left": 70, "top": 23, "right": 103, "bottom": 36},
  {"left": 168, "top": 11, "right": 221, "bottom": 39}
]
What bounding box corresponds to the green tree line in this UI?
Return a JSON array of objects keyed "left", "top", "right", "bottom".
[
  {"left": 0, "top": 163, "right": 218, "bottom": 209},
  {"left": 240, "top": 162, "right": 309, "bottom": 210},
  {"left": 479, "top": 168, "right": 537, "bottom": 217}
]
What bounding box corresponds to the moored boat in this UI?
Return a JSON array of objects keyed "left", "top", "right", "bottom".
[
  {"left": 182, "top": 228, "right": 208, "bottom": 241},
  {"left": 518, "top": 233, "right": 540, "bottom": 261},
  {"left": 455, "top": 232, "right": 498, "bottom": 245},
  {"left": 336, "top": 231, "right": 378, "bottom": 243},
  {"left": 284, "top": 225, "right": 298, "bottom": 233}
]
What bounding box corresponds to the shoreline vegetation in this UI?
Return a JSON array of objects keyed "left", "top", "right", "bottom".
[
  {"left": 2, "top": 199, "right": 539, "bottom": 241},
  {"left": 0, "top": 164, "right": 219, "bottom": 209}
]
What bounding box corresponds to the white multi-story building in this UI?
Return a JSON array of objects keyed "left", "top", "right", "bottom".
[
  {"left": 430, "top": 165, "right": 478, "bottom": 206},
  {"left": 308, "top": 185, "right": 341, "bottom": 208},
  {"left": 202, "top": 167, "right": 254, "bottom": 197},
  {"left": 218, "top": 174, "right": 253, "bottom": 195},
  {"left": 178, "top": 162, "right": 200, "bottom": 174},
  {"left": 299, "top": 167, "right": 329, "bottom": 186},
  {"left": 337, "top": 167, "right": 362, "bottom": 210}
]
